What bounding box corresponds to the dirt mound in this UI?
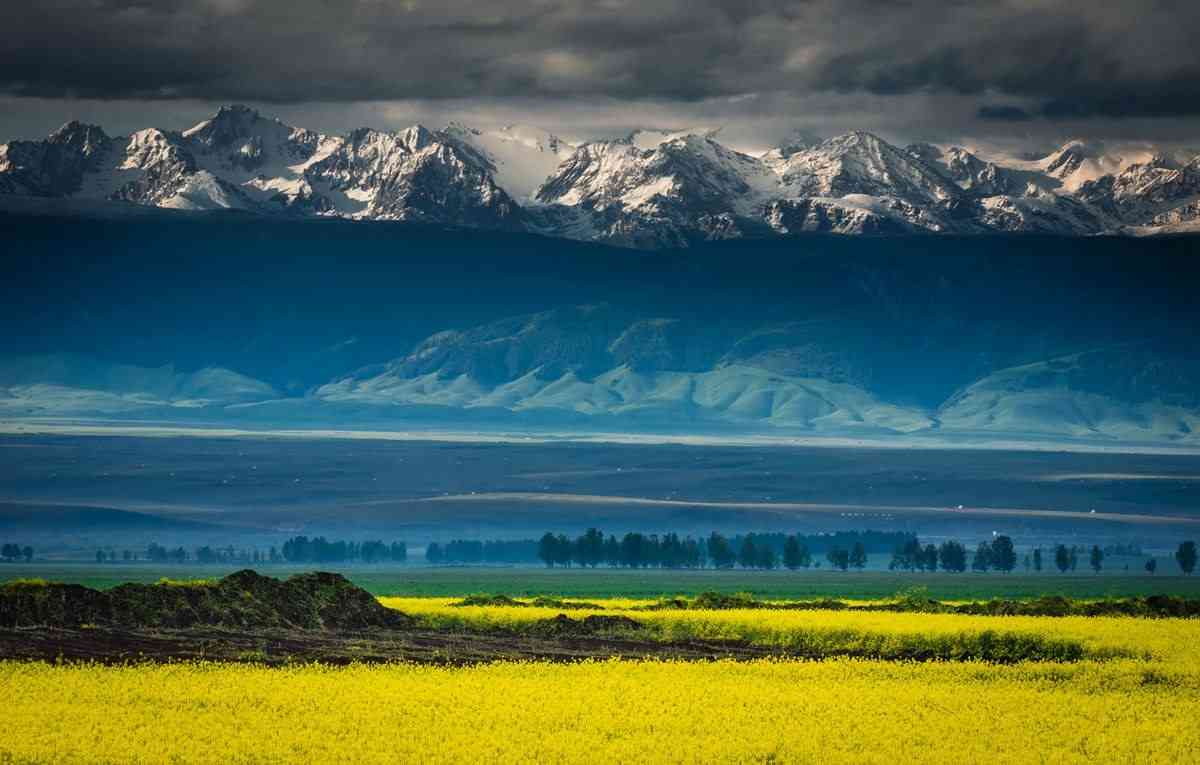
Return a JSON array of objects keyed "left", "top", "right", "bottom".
[
  {"left": 527, "top": 614, "right": 644, "bottom": 638},
  {"left": 636, "top": 591, "right": 1200, "bottom": 618},
  {"left": 0, "top": 581, "right": 110, "bottom": 628},
  {"left": 640, "top": 592, "right": 848, "bottom": 612},
  {"left": 451, "top": 594, "right": 526, "bottom": 608},
  {"left": 951, "top": 595, "right": 1200, "bottom": 618},
  {"left": 529, "top": 596, "right": 604, "bottom": 610},
  {"left": 0, "top": 570, "right": 413, "bottom": 631},
  {"left": 451, "top": 594, "right": 604, "bottom": 610}
]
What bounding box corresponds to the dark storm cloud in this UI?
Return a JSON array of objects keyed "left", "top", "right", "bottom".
[
  {"left": 977, "top": 105, "right": 1033, "bottom": 123},
  {"left": 2, "top": 0, "right": 1198, "bottom": 119}
]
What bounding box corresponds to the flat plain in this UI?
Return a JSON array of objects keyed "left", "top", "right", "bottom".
[{"left": 2, "top": 562, "right": 1200, "bottom": 599}]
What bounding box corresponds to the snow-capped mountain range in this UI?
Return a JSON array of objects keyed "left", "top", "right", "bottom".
[{"left": 3, "top": 105, "right": 1199, "bottom": 248}]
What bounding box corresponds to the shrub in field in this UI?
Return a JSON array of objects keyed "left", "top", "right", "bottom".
[{"left": 1178, "top": 542, "right": 1197, "bottom": 575}]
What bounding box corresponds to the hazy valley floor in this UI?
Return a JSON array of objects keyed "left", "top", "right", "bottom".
[{"left": 2, "top": 433, "right": 1199, "bottom": 550}]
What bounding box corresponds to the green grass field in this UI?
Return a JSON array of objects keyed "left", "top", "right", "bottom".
[{"left": 2, "top": 563, "right": 1197, "bottom": 599}]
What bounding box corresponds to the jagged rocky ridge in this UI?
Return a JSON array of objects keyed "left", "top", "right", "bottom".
[{"left": 3, "top": 106, "right": 1199, "bottom": 248}]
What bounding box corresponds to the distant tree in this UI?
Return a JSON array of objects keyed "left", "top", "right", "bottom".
[
  {"left": 891, "top": 539, "right": 922, "bottom": 571},
  {"left": 603, "top": 535, "right": 620, "bottom": 567},
  {"left": 684, "top": 536, "right": 704, "bottom": 569},
  {"left": 550, "top": 534, "right": 570, "bottom": 567},
  {"left": 576, "top": 528, "right": 605, "bottom": 568},
  {"left": 1089, "top": 545, "right": 1104, "bottom": 573},
  {"left": 1032, "top": 547, "right": 1043, "bottom": 572},
  {"left": 756, "top": 543, "right": 779, "bottom": 570},
  {"left": 1069, "top": 545, "right": 1079, "bottom": 571},
  {"left": 1023, "top": 554, "right": 1031, "bottom": 572},
  {"left": 938, "top": 540, "right": 967, "bottom": 573},
  {"left": 991, "top": 536, "right": 1017, "bottom": 573},
  {"left": 783, "top": 535, "right": 803, "bottom": 571},
  {"left": 0, "top": 543, "right": 19, "bottom": 562},
  {"left": 738, "top": 536, "right": 759, "bottom": 569},
  {"left": 426, "top": 542, "right": 444, "bottom": 565},
  {"left": 658, "top": 533, "right": 682, "bottom": 569},
  {"left": 921, "top": 544, "right": 939, "bottom": 572},
  {"left": 390, "top": 542, "right": 408, "bottom": 563},
  {"left": 357, "top": 540, "right": 386, "bottom": 564},
  {"left": 1145, "top": 558, "right": 1157, "bottom": 574},
  {"left": 971, "top": 542, "right": 992, "bottom": 572},
  {"left": 799, "top": 542, "right": 812, "bottom": 569},
  {"left": 707, "top": 533, "right": 735, "bottom": 569},
  {"left": 1177, "top": 541, "right": 1197, "bottom": 575},
  {"left": 1054, "top": 544, "right": 1071, "bottom": 573},
  {"left": 849, "top": 542, "right": 868, "bottom": 570},
  {"left": 619, "top": 533, "right": 643, "bottom": 568},
  {"left": 96, "top": 549, "right": 106, "bottom": 564},
  {"left": 22, "top": 546, "right": 33, "bottom": 563},
  {"left": 827, "top": 547, "right": 849, "bottom": 571}
]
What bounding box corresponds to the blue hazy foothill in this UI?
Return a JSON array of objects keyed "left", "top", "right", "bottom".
[{"left": 2, "top": 212, "right": 1199, "bottom": 445}]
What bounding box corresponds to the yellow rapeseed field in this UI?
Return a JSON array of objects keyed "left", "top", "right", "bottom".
[
  {"left": 381, "top": 596, "right": 1190, "bottom": 661},
  {"left": 2, "top": 601, "right": 1198, "bottom": 764}
]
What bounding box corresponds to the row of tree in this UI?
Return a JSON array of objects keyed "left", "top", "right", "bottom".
[
  {"left": 94, "top": 538, "right": 409, "bottom": 565},
  {"left": 97, "top": 544, "right": 254, "bottom": 564},
  {"left": 278, "top": 537, "right": 407, "bottom": 564},
  {"left": 530, "top": 530, "right": 880, "bottom": 570},
  {"left": 526, "top": 529, "right": 1199, "bottom": 574},
  {"left": 1, "top": 543, "right": 33, "bottom": 562},
  {"left": 83, "top": 535, "right": 1199, "bottom": 574},
  {"left": 888, "top": 537, "right": 1200, "bottom": 574},
  {"left": 889, "top": 538, "right": 1013, "bottom": 573},
  {"left": 425, "top": 539, "right": 539, "bottom": 565}
]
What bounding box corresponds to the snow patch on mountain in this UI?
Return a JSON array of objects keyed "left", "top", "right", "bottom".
[
  {"left": 625, "top": 127, "right": 721, "bottom": 150},
  {"left": 444, "top": 122, "right": 575, "bottom": 202}
]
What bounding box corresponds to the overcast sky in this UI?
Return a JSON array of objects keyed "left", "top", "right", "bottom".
[{"left": 3, "top": 0, "right": 1198, "bottom": 151}]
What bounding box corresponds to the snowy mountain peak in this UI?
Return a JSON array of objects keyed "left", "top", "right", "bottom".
[
  {"left": 763, "top": 130, "right": 824, "bottom": 161},
  {"left": 1042, "top": 139, "right": 1093, "bottom": 172},
  {"left": 826, "top": 130, "right": 888, "bottom": 148},
  {"left": 1033, "top": 139, "right": 1153, "bottom": 191},
  {"left": 47, "top": 121, "right": 110, "bottom": 155},
  {"left": 775, "top": 130, "right": 963, "bottom": 207},
  {"left": 4, "top": 110, "right": 1200, "bottom": 247},
  {"left": 398, "top": 124, "right": 438, "bottom": 151},
  {"left": 183, "top": 104, "right": 266, "bottom": 145},
  {"left": 624, "top": 127, "right": 721, "bottom": 150}
]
